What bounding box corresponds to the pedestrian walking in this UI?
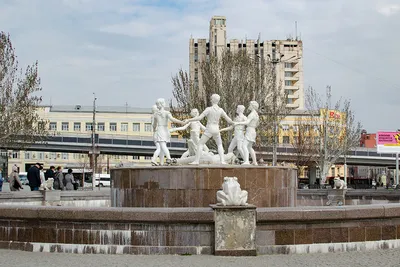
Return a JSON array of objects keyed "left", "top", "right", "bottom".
[
  {"left": 27, "top": 163, "right": 42, "bottom": 191},
  {"left": 45, "top": 166, "right": 55, "bottom": 181},
  {"left": 53, "top": 166, "right": 64, "bottom": 190},
  {"left": 9, "top": 165, "right": 23, "bottom": 191},
  {"left": 64, "top": 169, "right": 75, "bottom": 191}
]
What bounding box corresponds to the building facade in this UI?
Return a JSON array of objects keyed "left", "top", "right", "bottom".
[
  {"left": 189, "top": 16, "right": 304, "bottom": 109},
  {"left": 5, "top": 105, "right": 181, "bottom": 174}
]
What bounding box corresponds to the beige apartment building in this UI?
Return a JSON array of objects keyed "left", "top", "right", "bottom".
[
  {"left": 189, "top": 16, "right": 304, "bottom": 109},
  {"left": 5, "top": 105, "right": 180, "bottom": 174}
]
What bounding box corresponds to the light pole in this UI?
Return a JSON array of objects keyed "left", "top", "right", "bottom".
[
  {"left": 267, "top": 42, "right": 297, "bottom": 166},
  {"left": 91, "top": 93, "right": 97, "bottom": 191}
]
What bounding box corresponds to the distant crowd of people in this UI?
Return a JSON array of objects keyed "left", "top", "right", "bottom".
[{"left": 7, "top": 163, "right": 77, "bottom": 192}]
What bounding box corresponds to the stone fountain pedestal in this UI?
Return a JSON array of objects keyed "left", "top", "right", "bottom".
[
  {"left": 111, "top": 165, "right": 297, "bottom": 208},
  {"left": 211, "top": 204, "right": 257, "bottom": 256}
]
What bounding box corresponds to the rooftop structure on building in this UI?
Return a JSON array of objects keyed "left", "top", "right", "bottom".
[{"left": 189, "top": 16, "right": 304, "bottom": 109}]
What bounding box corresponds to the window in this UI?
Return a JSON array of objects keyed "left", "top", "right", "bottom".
[
  {"left": 121, "top": 123, "right": 128, "bottom": 132},
  {"left": 284, "top": 72, "right": 293, "bottom": 77},
  {"left": 282, "top": 136, "right": 290, "bottom": 144},
  {"left": 285, "top": 80, "right": 292, "bottom": 86},
  {"left": 49, "top": 152, "right": 56, "bottom": 160},
  {"left": 62, "top": 153, "right": 69, "bottom": 160},
  {"left": 214, "top": 19, "right": 225, "bottom": 25},
  {"left": 133, "top": 155, "right": 139, "bottom": 160},
  {"left": 97, "top": 122, "right": 105, "bottom": 131},
  {"left": 74, "top": 122, "right": 81, "bottom": 132},
  {"left": 62, "top": 122, "right": 69, "bottom": 131},
  {"left": 287, "top": 98, "right": 293, "bottom": 104},
  {"left": 73, "top": 153, "right": 80, "bottom": 159},
  {"left": 281, "top": 124, "right": 289, "bottom": 131},
  {"left": 285, "top": 62, "right": 294, "bottom": 68},
  {"left": 38, "top": 152, "right": 44, "bottom": 160},
  {"left": 144, "top": 123, "right": 152, "bottom": 132},
  {"left": 86, "top": 122, "right": 93, "bottom": 131},
  {"left": 110, "top": 123, "right": 117, "bottom": 131},
  {"left": 49, "top": 122, "right": 57, "bottom": 131},
  {"left": 11, "top": 152, "right": 19, "bottom": 159},
  {"left": 133, "top": 123, "right": 140, "bottom": 132},
  {"left": 292, "top": 125, "right": 298, "bottom": 132},
  {"left": 144, "top": 156, "right": 152, "bottom": 160},
  {"left": 25, "top": 152, "right": 31, "bottom": 159},
  {"left": 316, "top": 168, "right": 321, "bottom": 178}
]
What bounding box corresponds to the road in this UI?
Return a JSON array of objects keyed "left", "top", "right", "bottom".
[{"left": 0, "top": 248, "right": 400, "bottom": 267}]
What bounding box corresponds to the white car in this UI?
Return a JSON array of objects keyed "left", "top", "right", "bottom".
[{"left": 94, "top": 174, "right": 111, "bottom": 187}]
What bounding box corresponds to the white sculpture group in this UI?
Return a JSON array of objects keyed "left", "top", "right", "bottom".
[{"left": 151, "top": 94, "right": 259, "bottom": 166}]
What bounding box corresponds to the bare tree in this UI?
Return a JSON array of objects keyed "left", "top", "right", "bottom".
[
  {"left": 306, "top": 86, "right": 362, "bottom": 184},
  {"left": 290, "top": 114, "right": 318, "bottom": 178},
  {"left": 171, "top": 49, "right": 289, "bottom": 153},
  {"left": 0, "top": 32, "right": 47, "bottom": 149}
]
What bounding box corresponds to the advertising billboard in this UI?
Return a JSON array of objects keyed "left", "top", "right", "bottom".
[{"left": 376, "top": 131, "right": 400, "bottom": 153}]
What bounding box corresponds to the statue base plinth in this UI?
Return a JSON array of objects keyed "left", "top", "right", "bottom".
[
  {"left": 327, "top": 189, "right": 347, "bottom": 206},
  {"left": 211, "top": 204, "right": 257, "bottom": 256},
  {"left": 111, "top": 166, "right": 297, "bottom": 208}
]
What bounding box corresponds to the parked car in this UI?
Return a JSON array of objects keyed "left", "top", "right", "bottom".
[{"left": 94, "top": 174, "right": 111, "bottom": 187}]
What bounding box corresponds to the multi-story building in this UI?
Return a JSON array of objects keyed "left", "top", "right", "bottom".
[
  {"left": 189, "top": 16, "right": 304, "bottom": 109},
  {"left": 360, "top": 130, "right": 376, "bottom": 148},
  {"left": 5, "top": 105, "right": 180, "bottom": 174}
]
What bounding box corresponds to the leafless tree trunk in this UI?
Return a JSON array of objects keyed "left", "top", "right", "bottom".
[
  {"left": 0, "top": 32, "right": 47, "bottom": 150},
  {"left": 306, "top": 86, "right": 362, "bottom": 184},
  {"left": 290, "top": 115, "right": 318, "bottom": 178}
]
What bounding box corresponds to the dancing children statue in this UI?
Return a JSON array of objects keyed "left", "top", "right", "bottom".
[
  {"left": 151, "top": 105, "right": 165, "bottom": 165},
  {"left": 151, "top": 98, "right": 184, "bottom": 166},
  {"left": 220, "top": 105, "right": 247, "bottom": 161},
  {"left": 184, "top": 94, "right": 234, "bottom": 165},
  {"left": 169, "top": 108, "right": 209, "bottom": 158},
  {"left": 235, "top": 101, "right": 260, "bottom": 166}
]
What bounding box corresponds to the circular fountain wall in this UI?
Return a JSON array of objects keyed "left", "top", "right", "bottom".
[{"left": 111, "top": 166, "right": 297, "bottom": 208}]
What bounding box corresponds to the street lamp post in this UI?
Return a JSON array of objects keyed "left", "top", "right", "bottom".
[
  {"left": 91, "top": 93, "right": 97, "bottom": 191},
  {"left": 269, "top": 43, "right": 282, "bottom": 167}
]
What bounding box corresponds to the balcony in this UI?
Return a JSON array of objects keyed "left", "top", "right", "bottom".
[
  {"left": 286, "top": 103, "right": 300, "bottom": 108},
  {"left": 285, "top": 76, "right": 299, "bottom": 81},
  {"left": 287, "top": 92, "right": 299, "bottom": 99},
  {"left": 284, "top": 67, "right": 299, "bottom": 72},
  {"left": 284, "top": 85, "right": 299, "bottom": 90}
]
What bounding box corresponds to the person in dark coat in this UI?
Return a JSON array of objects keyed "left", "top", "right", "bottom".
[
  {"left": 44, "top": 166, "right": 55, "bottom": 181},
  {"left": 27, "top": 163, "right": 42, "bottom": 191},
  {"left": 53, "top": 166, "right": 64, "bottom": 190}
]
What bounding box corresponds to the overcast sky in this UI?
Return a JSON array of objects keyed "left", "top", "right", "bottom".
[{"left": 1, "top": 0, "right": 399, "bottom": 132}]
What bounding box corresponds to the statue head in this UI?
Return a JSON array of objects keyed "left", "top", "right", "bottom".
[
  {"left": 156, "top": 98, "right": 165, "bottom": 109},
  {"left": 190, "top": 108, "right": 199, "bottom": 117},
  {"left": 151, "top": 105, "right": 158, "bottom": 113},
  {"left": 210, "top": 94, "right": 220, "bottom": 105},
  {"left": 236, "top": 105, "right": 245, "bottom": 114},
  {"left": 248, "top": 101, "right": 259, "bottom": 111}
]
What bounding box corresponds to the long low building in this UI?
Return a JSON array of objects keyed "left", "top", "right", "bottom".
[{"left": 4, "top": 105, "right": 181, "bottom": 174}]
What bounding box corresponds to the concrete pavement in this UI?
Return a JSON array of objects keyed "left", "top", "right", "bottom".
[{"left": 0, "top": 248, "right": 400, "bottom": 267}]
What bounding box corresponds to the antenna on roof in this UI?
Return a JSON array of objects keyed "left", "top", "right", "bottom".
[{"left": 295, "top": 21, "right": 298, "bottom": 40}]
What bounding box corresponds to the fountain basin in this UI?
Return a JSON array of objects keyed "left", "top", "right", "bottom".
[{"left": 111, "top": 166, "right": 297, "bottom": 208}]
